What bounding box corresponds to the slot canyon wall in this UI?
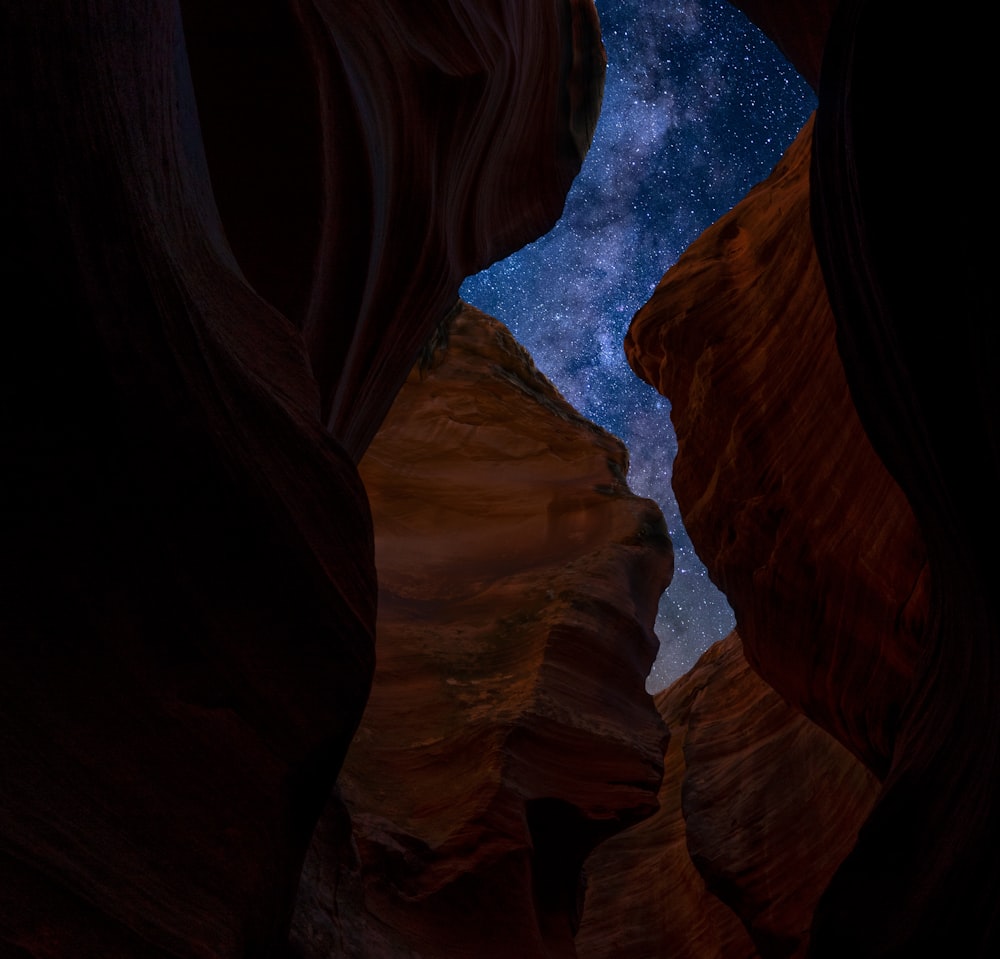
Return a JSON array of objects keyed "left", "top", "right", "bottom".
[{"left": 1, "top": 1, "right": 996, "bottom": 957}]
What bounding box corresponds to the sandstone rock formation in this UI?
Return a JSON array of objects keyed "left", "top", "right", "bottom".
[
  {"left": 0, "top": 2, "right": 604, "bottom": 955},
  {"left": 615, "top": 0, "right": 998, "bottom": 954},
  {"left": 625, "top": 114, "right": 927, "bottom": 778},
  {"left": 290, "top": 304, "right": 672, "bottom": 958},
  {"left": 577, "top": 632, "right": 879, "bottom": 959},
  {"left": 5, "top": 0, "right": 995, "bottom": 955}
]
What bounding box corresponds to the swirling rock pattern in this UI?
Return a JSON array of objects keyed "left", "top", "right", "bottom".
[
  {"left": 181, "top": 0, "right": 607, "bottom": 457},
  {"left": 290, "top": 305, "right": 672, "bottom": 958},
  {"left": 624, "top": 115, "right": 927, "bottom": 777},
  {"left": 577, "top": 632, "right": 878, "bottom": 959}
]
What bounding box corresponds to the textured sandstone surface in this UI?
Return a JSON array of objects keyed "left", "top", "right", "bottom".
[
  {"left": 577, "top": 632, "right": 879, "bottom": 959},
  {"left": 624, "top": 115, "right": 927, "bottom": 777},
  {"left": 5, "top": 0, "right": 994, "bottom": 955},
  {"left": 577, "top": 635, "right": 758, "bottom": 959},
  {"left": 290, "top": 305, "right": 673, "bottom": 958}
]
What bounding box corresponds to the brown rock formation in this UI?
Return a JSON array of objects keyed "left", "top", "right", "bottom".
[
  {"left": 290, "top": 305, "right": 672, "bottom": 958},
  {"left": 0, "top": 3, "right": 603, "bottom": 956},
  {"left": 624, "top": 114, "right": 927, "bottom": 777},
  {"left": 577, "top": 635, "right": 759, "bottom": 959},
  {"left": 577, "top": 632, "right": 879, "bottom": 959}
]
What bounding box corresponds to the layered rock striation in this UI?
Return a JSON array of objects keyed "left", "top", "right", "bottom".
[{"left": 290, "top": 304, "right": 672, "bottom": 958}]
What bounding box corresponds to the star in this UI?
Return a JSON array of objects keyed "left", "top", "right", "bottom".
[{"left": 460, "top": 0, "right": 816, "bottom": 690}]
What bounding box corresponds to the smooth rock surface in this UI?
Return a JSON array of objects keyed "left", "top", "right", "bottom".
[
  {"left": 810, "top": 1, "right": 999, "bottom": 953},
  {"left": 181, "top": 0, "right": 607, "bottom": 457}
]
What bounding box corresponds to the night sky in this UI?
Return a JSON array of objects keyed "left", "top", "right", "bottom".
[{"left": 460, "top": 0, "right": 817, "bottom": 691}]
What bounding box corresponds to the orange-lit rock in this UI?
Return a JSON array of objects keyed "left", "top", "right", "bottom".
[
  {"left": 624, "top": 116, "right": 927, "bottom": 777},
  {"left": 290, "top": 304, "right": 672, "bottom": 958},
  {"left": 577, "top": 635, "right": 758, "bottom": 959},
  {"left": 577, "top": 632, "right": 878, "bottom": 959}
]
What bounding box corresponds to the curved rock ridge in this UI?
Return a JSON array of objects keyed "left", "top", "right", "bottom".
[
  {"left": 181, "top": 0, "right": 607, "bottom": 458},
  {"left": 624, "top": 115, "right": 927, "bottom": 777},
  {"left": 576, "top": 632, "right": 878, "bottom": 959},
  {"left": 290, "top": 304, "right": 673, "bottom": 958}
]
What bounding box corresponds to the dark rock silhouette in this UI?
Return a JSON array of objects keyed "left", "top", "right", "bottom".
[{"left": 0, "top": 2, "right": 603, "bottom": 955}]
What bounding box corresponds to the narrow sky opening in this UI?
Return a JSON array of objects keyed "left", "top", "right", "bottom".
[{"left": 460, "top": 0, "right": 816, "bottom": 690}]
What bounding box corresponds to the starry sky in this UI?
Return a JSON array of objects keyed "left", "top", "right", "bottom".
[{"left": 459, "top": 0, "right": 817, "bottom": 691}]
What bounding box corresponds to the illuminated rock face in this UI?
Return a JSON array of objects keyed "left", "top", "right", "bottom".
[
  {"left": 577, "top": 632, "right": 878, "bottom": 959},
  {"left": 625, "top": 115, "right": 927, "bottom": 778},
  {"left": 0, "top": 3, "right": 603, "bottom": 956},
  {"left": 290, "top": 305, "right": 672, "bottom": 958},
  {"left": 5, "top": 1, "right": 995, "bottom": 956},
  {"left": 612, "top": 1, "right": 998, "bottom": 954}
]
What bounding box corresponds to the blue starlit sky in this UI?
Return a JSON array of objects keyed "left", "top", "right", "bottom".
[{"left": 460, "top": 0, "right": 816, "bottom": 691}]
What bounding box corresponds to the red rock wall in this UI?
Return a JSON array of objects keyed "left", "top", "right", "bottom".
[
  {"left": 616, "top": 1, "right": 999, "bottom": 953},
  {"left": 290, "top": 305, "right": 673, "bottom": 958}
]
